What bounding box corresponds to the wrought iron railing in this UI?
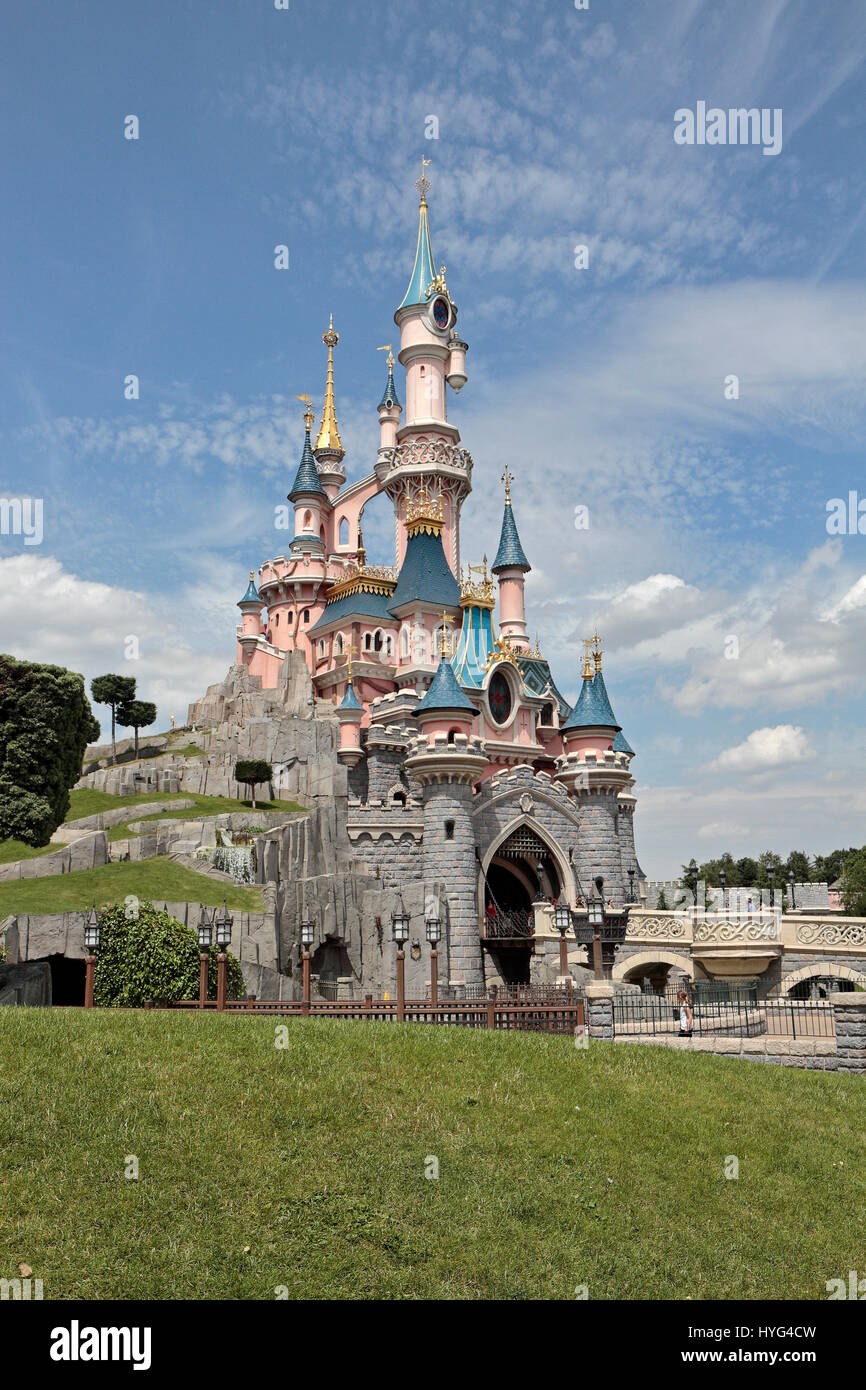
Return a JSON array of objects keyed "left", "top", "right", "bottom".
[{"left": 481, "top": 909, "right": 535, "bottom": 939}]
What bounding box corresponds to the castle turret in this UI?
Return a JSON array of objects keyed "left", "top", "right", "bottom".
[
  {"left": 491, "top": 468, "right": 531, "bottom": 653},
  {"left": 413, "top": 651, "right": 477, "bottom": 739},
  {"left": 376, "top": 348, "right": 402, "bottom": 456},
  {"left": 377, "top": 163, "right": 472, "bottom": 578},
  {"left": 288, "top": 399, "right": 328, "bottom": 559},
  {"left": 236, "top": 571, "right": 263, "bottom": 661},
  {"left": 336, "top": 674, "right": 364, "bottom": 768},
  {"left": 314, "top": 316, "right": 346, "bottom": 499}
]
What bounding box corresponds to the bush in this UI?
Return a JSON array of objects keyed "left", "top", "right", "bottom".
[{"left": 93, "top": 901, "right": 245, "bottom": 1008}]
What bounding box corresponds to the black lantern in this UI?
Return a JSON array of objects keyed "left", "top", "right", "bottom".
[
  {"left": 587, "top": 896, "right": 604, "bottom": 928},
  {"left": 553, "top": 902, "right": 572, "bottom": 933},
  {"left": 627, "top": 868, "right": 636, "bottom": 903},
  {"left": 719, "top": 868, "right": 727, "bottom": 908},
  {"left": 391, "top": 909, "right": 410, "bottom": 945},
  {"left": 788, "top": 870, "right": 795, "bottom": 909},
  {"left": 197, "top": 905, "right": 214, "bottom": 950},
  {"left": 299, "top": 918, "right": 316, "bottom": 950},
  {"left": 425, "top": 916, "right": 442, "bottom": 945},
  {"left": 688, "top": 858, "right": 698, "bottom": 905},
  {"left": 84, "top": 904, "right": 101, "bottom": 953},
  {"left": 767, "top": 865, "right": 775, "bottom": 908},
  {"left": 214, "top": 899, "right": 233, "bottom": 949}
]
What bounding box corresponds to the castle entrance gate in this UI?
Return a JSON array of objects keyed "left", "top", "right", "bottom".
[{"left": 481, "top": 826, "right": 562, "bottom": 987}]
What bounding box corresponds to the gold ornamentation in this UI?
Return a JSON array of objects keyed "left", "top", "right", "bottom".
[
  {"left": 426, "top": 265, "right": 449, "bottom": 297},
  {"left": 485, "top": 635, "right": 518, "bottom": 669},
  {"left": 377, "top": 344, "right": 395, "bottom": 370},
  {"left": 437, "top": 611, "right": 454, "bottom": 658},
  {"left": 405, "top": 483, "right": 445, "bottom": 536},
  {"left": 592, "top": 629, "right": 603, "bottom": 673},
  {"left": 582, "top": 639, "right": 594, "bottom": 681},
  {"left": 295, "top": 394, "right": 315, "bottom": 432},
  {"left": 501, "top": 466, "right": 514, "bottom": 504},
  {"left": 315, "top": 315, "right": 344, "bottom": 455},
  {"left": 460, "top": 558, "right": 496, "bottom": 609},
  {"left": 415, "top": 156, "right": 432, "bottom": 203}
]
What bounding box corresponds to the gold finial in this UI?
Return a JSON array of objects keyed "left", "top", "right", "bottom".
[
  {"left": 356, "top": 507, "right": 366, "bottom": 567},
  {"left": 405, "top": 483, "right": 445, "bottom": 535},
  {"left": 437, "top": 611, "right": 454, "bottom": 658},
  {"left": 534, "top": 632, "right": 541, "bottom": 659},
  {"left": 582, "top": 639, "right": 594, "bottom": 680},
  {"left": 345, "top": 642, "right": 358, "bottom": 681},
  {"left": 591, "top": 629, "right": 603, "bottom": 672},
  {"left": 459, "top": 558, "right": 496, "bottom": 609},
  {"left": 416, "top": 156, "right": 432, "bottom": 204},
  {"left": 295, "top": 393, "right": 315, "bottom": 433},
  {"left": 501, "top": 467, "right": 514, "bottom": 504},
  {"left": 250, "top": 570, "right": 255, "bottom": 583},
  {"left": 377, "top": 344, "right": 395, "bottom": 371},
  {"left": 315, "top": 317, "right": 344, "bottom": 456}
]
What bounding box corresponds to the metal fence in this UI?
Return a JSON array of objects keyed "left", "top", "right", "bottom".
[{"left": 613, "top": 983, "right": 833, "bottom": 1039}]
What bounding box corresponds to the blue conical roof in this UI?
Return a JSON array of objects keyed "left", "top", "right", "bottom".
[
  {"left": 562, "top": 670, "right": 621, "bottom": 732},
  {"left": 613, "top": 729, "right": 634, "bottom": 755},
  {"left": 398, "top": 199, "right": 437, "bottom": 311},
  {"left": 414, "top": 657, "right": 476, "bottom": 716},
  {"left": 237, "top": 574, "right": 261, "bottom": 607},
  {"left": 492, "top": 500, "right": 530, "bottom": 573},
  {"left": 378, "top": 361, "right": 401, "bottom": 411},
  {"left": 389, "top": 528, "right": 460, "bottom": 613},
  {"left": 339, "top": 681, "right": 362, "bottom": 711},
  {"left": 288, "top": 424, "right": 325, "bottom": 500}
]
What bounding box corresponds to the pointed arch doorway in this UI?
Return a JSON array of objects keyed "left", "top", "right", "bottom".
[{"left": 481, "top": 825, "right": 563, "bottom": 986}]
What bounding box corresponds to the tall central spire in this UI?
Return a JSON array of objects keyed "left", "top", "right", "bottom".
[
  {"left": 398, "top": 160, "right": 438, "bottom": 310},
  {"left": 315, "top": 315, "right": 344, "bottom": 458}
]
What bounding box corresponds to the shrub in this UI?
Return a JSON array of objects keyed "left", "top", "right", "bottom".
[{"left": 93, "top": 901, "right": 244, "bottom": 1008}]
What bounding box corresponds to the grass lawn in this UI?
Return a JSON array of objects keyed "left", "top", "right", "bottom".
[
  {"left": 66, "top": 789, "right": 304, "bottom": 824},
  {"left": 0, "top": 857, "right": 264, "bottom": 916},
  {"left": 0, "top": 1011, "right": 862, "bottom": 1301},
  {"left": 0, "top": 839, "right": 59, "bottom": 866}
]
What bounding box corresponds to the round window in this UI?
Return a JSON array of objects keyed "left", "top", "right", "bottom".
[
  {"left": 489, "top": 670, "right": 513, "bottom": 725},
  {"left": 432, "top": 296, "right": 450, "bottom": 329}
]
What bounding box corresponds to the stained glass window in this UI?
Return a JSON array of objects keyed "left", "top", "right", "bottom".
[{"left": 489, "top": 670, "right": 513, "bottom": 724}]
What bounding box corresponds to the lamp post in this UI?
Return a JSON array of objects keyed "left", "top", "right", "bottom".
[
  {"left": 767, "top": 865, "right": 775, "bottom": 910},
  {"left": 83, "top": 905, "right": 100, "bottom": 1009},
  {"left": 688, "top": 858, "right": 699, "bottom": 917},
  {"left": 553, "top": 901, "right": 572, "bottom": 978},
  {"left": 197, "top": 906, "right": 213, "bottom": 1008},
  {"left": 587, "top": 882, "right": 605, "bottom": 980},
  {"left": 788, "top": 869, "right": 796, "bottom": 910},
  {"left": 392, "top": 907, "right": 410, "bottom": 1022},
  {"left": 214, "top": 900, "right": 233, "bottom": 1011},
  {"left": 425, "top": 915, "right": 441, "bottom": 1005},
  {"left": 627, "top": 868, "right": 636, "bottom": 904},
  {"left": 719, "top": 868, "right": 727, "bottom": 911},
  {"left": 299, "top": 918, "right": 315, "bottom": 1015}
]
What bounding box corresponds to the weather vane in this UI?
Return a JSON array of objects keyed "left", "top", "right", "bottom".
[
  {"left": 377, "top": 343, "right": 395, "bottom": 369},
  {"left": 416, "top": 156, "right": 432, "bottom": 202},
  {"left": 501, "top": 467, "right": 514, "bottom": 503},
  {"left": 295, "top": 393, "right": 315, "bottom": 429}
]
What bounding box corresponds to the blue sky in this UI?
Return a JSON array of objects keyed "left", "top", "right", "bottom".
[{"left": 1, "top": 0, "right": 865, "bottom": 874}]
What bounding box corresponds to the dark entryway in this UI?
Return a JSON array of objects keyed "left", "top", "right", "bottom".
[{"left": 44, "top": 954, "right": 86, "bottom": 1006}]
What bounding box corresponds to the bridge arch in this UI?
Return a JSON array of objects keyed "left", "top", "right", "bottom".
[
  {"left": 775, "top": 962, "right": 866, "bottom": 997},
  {"left": 613, "top": 950, "right": 695, "bottom": 982}
]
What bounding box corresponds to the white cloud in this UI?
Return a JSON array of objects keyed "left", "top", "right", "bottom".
[{"left": 706, "top": 724, "right": 815, "bottom": 774}]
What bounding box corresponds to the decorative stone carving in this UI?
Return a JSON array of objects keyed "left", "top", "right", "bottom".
[
  {"left": 797, "top": 920, "right": 866, "bottom": 947},
  {"left": 627, "top": 914, "right": 687, "bottom": 939}
]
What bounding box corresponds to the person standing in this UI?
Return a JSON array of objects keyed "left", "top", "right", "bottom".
[{"left": 678, "top": 990, "right": 693, "bottom": 1038}]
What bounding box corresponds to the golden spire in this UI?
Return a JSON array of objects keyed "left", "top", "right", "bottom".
[
  {"left": 346, "top": 642, "right": 358, "bottom": 681},
  {"left": 591, "top": 629, "right": 604, "bottom": 673},
  {"left": 582, "top": 639, "right": 594, "bottom": 680},
  {"left": 314, "top": 316, "right": 344, "bottom": 457},
  {"left": 356, "top": 507, "right": 366, "bottom": 568},
  {"left": 501, "top": 466, "right": 514, "bottom": 505},
  {"left": 377, "top": 344, "right": 395, "bottom": 370},
  {"left": 295, "top": 393, "right": 315, "bottom": 433},
  {"left": 534, "top": 632, "right": 542, "bottom": 658},
  {"left": 416, "top": 156, "right": 432, "bottom": 205},
  {"left": 437, "top": 611, "right": 454, "bottom": 658}
]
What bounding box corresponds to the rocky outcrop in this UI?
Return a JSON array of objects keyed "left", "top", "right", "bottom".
[{"left": 0, "top": 960, "right": 52, "bottom": 1007}]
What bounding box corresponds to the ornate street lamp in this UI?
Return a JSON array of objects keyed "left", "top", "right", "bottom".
[
  {"left": 83, "top": 904, "right": 100, "bottom": 1009},
  {"left": 767, "top": 865, "right": 775, "bottom": 910},
  {"left": 719, "top": 868, "right": 727, "bottom": 911},
  {"left": 688, "top": 858, "right": 699, "bottom": 912},
  {"left": 214, "top": 900, "right": 233, "bottom": 1011},
  {"left": 587, "top": 879, "right": 605, "bottom": 979},
  {"left": 553, "top": 901, "right": 572, "bottom": 979},
  {"left": 299, "top": 918, "right": 315, "bottom": 1015},
  {"left": 627, "top": 868, "right": 636, "bottom": 904},
  {"left": 197, "top": 905, "right": 213, "bottom": 1009},
  {"left": 425, "top": 915, "right": 442, "bottom": 1006},
  {"left": 392, "top": 906, "right": 410, "bottom": 1021},
  {"left": 788, "top": 869, "right": 796, "bottom": 910}
]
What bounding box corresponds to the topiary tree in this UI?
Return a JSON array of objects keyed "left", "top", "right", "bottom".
[
  {"left": 840, "top": 847, "right": 866, "bottom": 919},
  {"left": 657, "top": 888, "right": 669, "bottom": 910},
  {"left": 93, "top": 901, "right": 244, "bottom": 1008},
  {"left": 117, "top": 699, "right": 157, "bottom": 759},
  {"left": 90, "top": 674, "right": 137, "bottom": 765},
  {"left": 234, "top": 760, "right": 272, "bottom": 810},
  {"left": 0, "top": 655, "right": 101, "bottom": 846}
]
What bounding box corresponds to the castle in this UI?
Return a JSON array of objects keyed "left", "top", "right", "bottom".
[{"left": 225, "top": 167, "right": 641, "bottom": 992}]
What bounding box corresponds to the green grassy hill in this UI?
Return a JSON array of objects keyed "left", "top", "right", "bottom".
[
  {"left": 0, "top": 858, "right": 264, "bottom": 914},
  {"left": 0, "top": 1010, "right": 861, "bottom": 1300}
]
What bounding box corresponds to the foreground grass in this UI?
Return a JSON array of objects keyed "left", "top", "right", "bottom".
[
  {"left": 66, "top": 789, "right": 305, "bottom": 824},
  {"left": 0, "top": 857, "right": 263, "bottom": 915},
  {"left": 0, "top": 1011, "right": 862, "bottom": 1301}
]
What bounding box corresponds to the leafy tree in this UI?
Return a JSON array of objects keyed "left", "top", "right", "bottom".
[
  {"left": 117, "top": 699, "right": 157, "bottom": 759},
  {"left": 234, "top": 760, "right": 272, "bottom": 810},
  {"left": 93, "top": 902, "right": 244, "bottom": 1007},
  {"left": 735, "top": 857, "right": 760, "bottom": 886},
  {"left": 840, "top": 848, "right": 866, "bottom": 919},
  {"left": 90, "top": 674, "right": 136, "bottom": 765},
  {"left": 784, "top": 850, "right": 812, "bottom": 883},
  {"left": 755, "top": 851, "right": 785, "bottom": 890},
  {"left": 0, "top": 655, "right": 100, "bottom": 846},
  {"left": 657, "top": 888, "right": 669, "bottom": 910},
  {"left": 813, "top": 848, "right": 852, "bottom": 886}
]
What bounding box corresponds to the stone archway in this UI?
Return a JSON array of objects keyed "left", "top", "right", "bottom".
[
  {"left": 613, "top": 949, "right": 695, "bottom": 982},
  {"left": 775, "top": 962, "right": 866, "bottom": 998},
  {"left": 477, "top": 813, "right": 576, "bottom": 919}
]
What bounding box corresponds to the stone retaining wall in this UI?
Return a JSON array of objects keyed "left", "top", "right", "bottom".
[{"left": 0, "top": 832, "right": 108, "bottom": 881}]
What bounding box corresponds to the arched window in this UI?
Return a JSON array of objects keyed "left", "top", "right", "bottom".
[
  {"left": 540, "top": 702, "right": 554, "bottom": 725},
  {"left": 364, "top": 632, "right": 372, "bottom": 651},
  {"left": 303, "top": 510, "right": 313, "bottom": 532},
  {"left": 374, "top": 629, "right": 384, "bottom": 653},
  {"left": 334, "top": 633, "right": 344, "bottom": 656},
  {"left": 400, "top": 626, "right": 410, "bottom": 658},
  {"left": 488, "top": 670, "right": 513, "bottom": 725},
  {"left": 274, "top": 612, "right": 279, "bottom": 625},
  {"left": 339, "top": 518, "right": 349, "bottom": 546},
  {"left": 303, "top": 609, "right": 310, "bottom": 623},
  {"left": 384, "top": 634, "right": 393, "bottom": 657}
]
